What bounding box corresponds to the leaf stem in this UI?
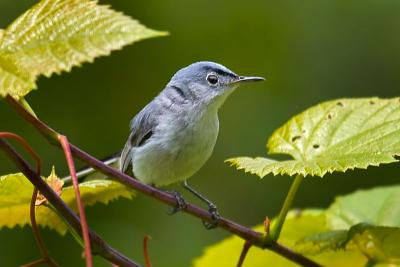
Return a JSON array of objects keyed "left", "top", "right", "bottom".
[
  {"left": 269, "top": 174, "right": 304, "bottom": 241},
  {"left": 19, "top": 97, "right": 38, "bottom": 118}
]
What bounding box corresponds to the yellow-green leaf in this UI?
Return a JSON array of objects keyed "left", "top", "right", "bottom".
[
  {"left": 0, "top": 55, "right": 36, "bottom": 98},
  {"left": 228, "top": 98, "right": 400, "bottom": 178},
  {"left": 0, "top": 0, "right": 167, "bottom": 99},
  {"left": 193, "top": 210, "right": 366, "bottom": 267},
  {"left": 0, "top": 172, "right": 134, "bottom": 234}
]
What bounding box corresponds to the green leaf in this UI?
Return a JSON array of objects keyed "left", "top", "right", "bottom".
[
  {"left": 297, "top": 186, "right": 400, "bottom": 264},
  {"left": 295, "top": 230, "right": 349, "bottom": 255},
  {"left": 193, "top": 210, "right": 367, "bottom": 267},
  {"left": 227, "top": 98, "right": 400, "bottom": 178},
  {"left": 297, "top": 224, "right": 400, "bottom": 264},
  {"left": 327, "top": 185, "right": 400, "bottom": 229},
  {"left": 0, "top": 172, "right": 134, "bottom": 234},
  {"left": 0, "top": 0, "right": 167, "bottom": 99}
]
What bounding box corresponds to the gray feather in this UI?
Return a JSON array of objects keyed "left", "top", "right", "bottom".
[{"left": 119, "top": 101, "right": 160, "bottom": 173}]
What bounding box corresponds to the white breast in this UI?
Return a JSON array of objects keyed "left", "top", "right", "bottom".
[{"left": 131, "top": 106, "right": 219, "bottom": 186}]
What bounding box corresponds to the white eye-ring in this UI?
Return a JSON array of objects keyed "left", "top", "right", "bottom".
[{"left": 206, "top": 73, "right": 219, "bottom": 85}]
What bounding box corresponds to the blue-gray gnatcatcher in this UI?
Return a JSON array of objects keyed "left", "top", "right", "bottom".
[{"left": 75, "top": 61, "right": 264, "bottom": 228}]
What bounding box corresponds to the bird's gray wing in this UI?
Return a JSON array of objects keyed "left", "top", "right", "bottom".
[{"left": 119, "top": 102, "right": 159, "bottom": 173}]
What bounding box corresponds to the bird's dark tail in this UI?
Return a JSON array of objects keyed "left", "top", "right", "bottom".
[{"left": 62, "top": 152, "right": 121, "bottom": 184}]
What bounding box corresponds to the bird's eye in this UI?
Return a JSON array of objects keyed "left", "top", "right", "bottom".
[{"left": 206, "top": 74, "right": 219, "bottom": 85}]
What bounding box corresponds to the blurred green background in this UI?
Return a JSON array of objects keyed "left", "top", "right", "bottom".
[{"left": 1, "top": 0, "right": 400, "bottom": 266}]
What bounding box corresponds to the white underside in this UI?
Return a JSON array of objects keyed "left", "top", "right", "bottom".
[{"left": 131, "top": 105, "right": 220, "bottom": 186}]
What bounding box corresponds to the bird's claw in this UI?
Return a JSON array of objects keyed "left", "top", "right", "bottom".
[
  {"left": 167, "top": 191, "right": 187, "bottom": 215},
  {"left": 202, "top": 203, "right": 220, "bottom": 230}
]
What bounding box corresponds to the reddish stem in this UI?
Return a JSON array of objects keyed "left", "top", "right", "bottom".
[
  {"left": 236, "top": 241, "right": 252, "bottom": 267},
  {"left": 143, "top": 235, "right": 152, "bottom": 267},
  {"left": 59, "top": 135, "right": 93, "bottom": 267},
  {"left": 28, "top": 188, "right": 58, "bottom": 267}
]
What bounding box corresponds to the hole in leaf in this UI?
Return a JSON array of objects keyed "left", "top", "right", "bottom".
[
  {"left": 313, "top": 144, "right": 320, "bottom": 149},
  {"left": 291, "top": 136, "right": 301, "bottom": 142},
  {"left": 394, "top": 155, "right": 400, "bottom": 160},
  {"left": 337, "top": 102, "right": 344, "bottom": 107}
]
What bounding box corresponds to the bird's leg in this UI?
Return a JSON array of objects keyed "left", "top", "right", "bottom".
[
  {"left": 181, "top": 181, "right": 220, "bottom": 229},
  {"left": 151, "top": 184, "right": 187, "bottom": 215},
  {"left": 166, "top": 190, "right": 187, "bottom": 215}
]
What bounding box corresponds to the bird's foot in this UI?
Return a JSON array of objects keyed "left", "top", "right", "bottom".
[
  {"left": 202, "top": 203, "right": 220, "bottom": 230},
  {"left": 167, "top": 191, "right": 187, "bottom": 215}
]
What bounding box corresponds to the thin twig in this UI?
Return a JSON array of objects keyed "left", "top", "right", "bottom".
[
  {"left": 143, "top": 235, "right": 152, "bottom": 267},
  {"left": 0, "top": 138, "right": 141, "bottom": 267},
  {"left": 5, "top": 95, "right": 322, "bottom": 267},
  {"left": 236, "top": 241, "right": 252, "bottom": 267},
  {"left": 29, "top": 188, "right": 59, "bottom": 267},
  {"left": 20, "top": 258, "right": 46, "bottom": 267},
  {"left": 59, "top": 135, "right": 93, "bottom": 267}
]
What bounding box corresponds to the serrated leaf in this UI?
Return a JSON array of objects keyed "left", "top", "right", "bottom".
[
  {"left": 193, "top": 210, "right": 366, "bottom": 267},
  {"left": 0, "top": 0, "right": 167, "bottom": 99},
  {"left": 295, "top": 230, "right": 349, "bottom": 255},
  {"left": 0, "top": 55, "right": 36, "bottom": 98},
  {"left": 0, "top": 172, "right": 134, "bottom": 234},
  {"left": 228, "top": 98, "right": 400, "bottom": 177},
  {"left": 61, "top": 179, "right": 134, "bottom": 209}
]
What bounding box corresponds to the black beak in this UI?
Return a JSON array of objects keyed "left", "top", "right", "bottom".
[
  {"left": 231, "top": 76, "right": 265, "bottom": 84},
  {"left": 238, "top": 76, "right": 265, "bottom": 82}
]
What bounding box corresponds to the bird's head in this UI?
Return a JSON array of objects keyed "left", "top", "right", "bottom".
[{"left": 167, "top": 61, "right": 265, "bottom": 108}]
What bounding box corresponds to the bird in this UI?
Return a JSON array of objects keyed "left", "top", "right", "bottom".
[{"left": 72, "top": 61, "right": 264, "bottom": 228}]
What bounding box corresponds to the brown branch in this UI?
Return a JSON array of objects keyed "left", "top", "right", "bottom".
[
  {"left": 0, "top": 138, "right": 141, "bottom": 267},
  {"left": 5, "top": 95, "right": 322, "bottom": 267},
  {"left": 59, "top": 135, "right": 93, "bottom": 267}
]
